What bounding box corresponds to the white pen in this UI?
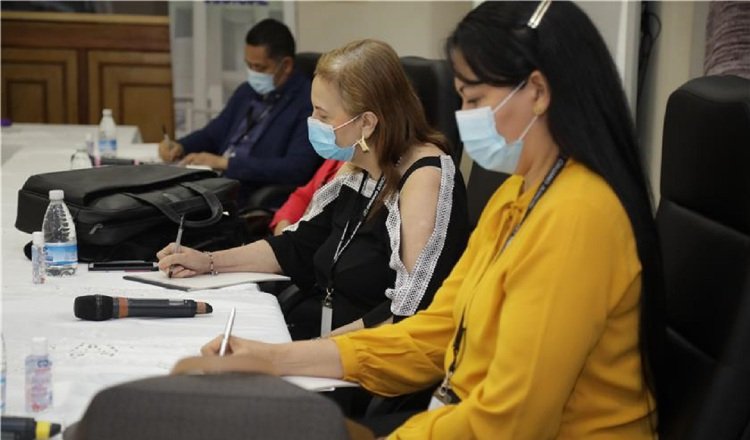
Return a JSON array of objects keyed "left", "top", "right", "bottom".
[
  {"left": 219, "top": 307, "right": 236, "bottom": 356},
  {"left": 167, "top": 215, "right": 185, "bottom": 278}
]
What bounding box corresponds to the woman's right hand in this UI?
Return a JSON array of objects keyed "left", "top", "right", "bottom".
[
  {"left": 171, "top": 335, "right": 276, "bottom": 375},
  {"left": 156, "top": 243, "right": 210, "bottom": 278}
]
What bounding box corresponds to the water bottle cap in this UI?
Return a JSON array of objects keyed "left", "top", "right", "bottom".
[
  {"left": 32, "top": 231, "right": 44, "bottom": 245},
  {"left": 31, "top": 337, "right": 48, "bottom": 356},
  {"left": 102, "top": 109, "right": 112, "bottom": 116},
  {"left": 48, "top": 189, "right": 64, "bottom": 200}
]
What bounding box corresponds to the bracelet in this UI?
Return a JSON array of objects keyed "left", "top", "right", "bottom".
[{"left": 205, "top": 252, "right": 218, "bottom": 276}]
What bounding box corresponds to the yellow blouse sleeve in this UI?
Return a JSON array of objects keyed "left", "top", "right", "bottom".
[
  {"left": 332, "top": 216, "right": 486, "bottom": 396},
  {"left": 390, "top": 193, "right": 641, "bottom": 439}
]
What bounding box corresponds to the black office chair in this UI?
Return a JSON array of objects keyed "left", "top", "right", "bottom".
[
  {"left": 465, "top": 164, "right": 510, "bottom": 228},
  {"left": 63, "top": 374, "right": 359, "bottom": 440},
  {"left": 296, "top": 51, "right": 322, "bottom": 79},
  {"left": 399, "top": 56, "right": 463, "bottom": 161},
  {"left": 656, "top": 75, "right": 750, "bottom": 439}
]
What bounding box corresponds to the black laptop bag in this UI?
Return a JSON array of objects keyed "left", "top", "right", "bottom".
[{"left": 15, "top": 165, "right": 251, "bottom": 262}]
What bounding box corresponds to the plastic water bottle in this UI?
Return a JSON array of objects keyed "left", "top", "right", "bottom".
[
  {"left": 42, "top": 190, "right": 77, "bottom": 276},
  {"left": 97, "top": 108, "right": 117, "bottom": 158},
  {"left": 85, "top": 133, "right": 95, "bottom": 156},
  {"left": 1, "top": 333, "right": 6, "bottom": 415},
  {"left": 70, "top": 148, "right": 92, "bottom": 170},
  {"left": 31, "top": 231, "right": 46, "bottom": 284},
  {"left": 25, "top": 337, "right": 52, "bottom": 413}
]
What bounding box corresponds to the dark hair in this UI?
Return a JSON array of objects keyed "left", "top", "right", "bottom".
[
  {"left": 447, "top": 0, "right": 664, "bottom": 429},
  {"left": 245, "top": 18, "right": 296, "bottom": 60},
  {"left": 316, "top": 39, "right": 450, "bottom": 212}
]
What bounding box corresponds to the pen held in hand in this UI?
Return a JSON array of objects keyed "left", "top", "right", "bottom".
[
  {"left": 219, "top": 307, "right": 236, "bottom": 356},
  {"left": 162, "top": 124, "right": 170, "bottom": 143},
  {"left": 167, "top": 215, "right": 185, "bottom": 278}
]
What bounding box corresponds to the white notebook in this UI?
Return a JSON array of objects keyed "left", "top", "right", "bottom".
[{"left": 123, "top": 271, "right": 289, "bottom": 291}]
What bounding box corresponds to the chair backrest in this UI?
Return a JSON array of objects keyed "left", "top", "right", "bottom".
[
  {"left": 656, "top": 75, "right": 750, "bottom": 439},
  {"left": 399, "top": 56, "right": 463, "bottom": 162},
  {"left": 295, "top": 51, "right": 321, "bottom": 80},
  {"left": 465, "top": 163, "right": 509, "bottom": 228},
  {"left": 64, "top": 374, "right": 351, "bottom": 440}
]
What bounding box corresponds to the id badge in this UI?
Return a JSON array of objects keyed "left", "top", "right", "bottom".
[
  {"left": 321, "top": 303, "right": 333, "bottom": 336},
  {"left": 428, "top": 395, "right": 446, "bottom": 410}
]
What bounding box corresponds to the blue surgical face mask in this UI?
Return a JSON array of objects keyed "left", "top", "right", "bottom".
[
  {"left": 247, "top": 67, "right": 276, "bottom": 95},
  {"left": 455, "top": 81, "right": 537, "bottom": 174},
  {"left": 307, "top": 115, "right": 361, "bottom": 161}
]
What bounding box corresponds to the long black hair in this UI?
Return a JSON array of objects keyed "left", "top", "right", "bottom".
[{"left": 446, "top": 0, "right": 664, "bottom": 428}]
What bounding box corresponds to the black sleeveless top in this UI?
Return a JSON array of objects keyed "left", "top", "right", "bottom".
[{"left": 266, "top": 156, "right": 469, "bottom": 336}]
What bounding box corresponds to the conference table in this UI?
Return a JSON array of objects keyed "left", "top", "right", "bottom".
[{"left": 0, "top": 124, "right": 348, "bottom": 433}]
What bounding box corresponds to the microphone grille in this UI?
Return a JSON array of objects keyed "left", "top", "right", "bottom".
[{"left": 74, "top": 295, "right": 114, "bottom": 321}]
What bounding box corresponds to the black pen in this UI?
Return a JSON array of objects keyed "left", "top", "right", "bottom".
[{"left": 167, "top": 215, "right": 185, "bottom": 278}]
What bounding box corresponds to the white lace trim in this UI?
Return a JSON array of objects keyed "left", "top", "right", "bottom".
[
  {"left": 385, "top": 155, "right": 455, "bottom": 316},
  {"left": 285, "top": 171, "right": 374, "bottom": 232},
  {"left": 285, "top": 157, "right": 456, "bottom": 318}
]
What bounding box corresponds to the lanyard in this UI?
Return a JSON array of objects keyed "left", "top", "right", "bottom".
[
  {"left": 330, "top": 173, "right": 385, "bottom": 272},
  {"left": 225, "top": 99, "right": 277, "bottom": 157},
  {"left": 320, "top": 172, "right": 385, "bottom": 335},
  {"left": 436, "top": 155, "right": 567, "bottom": 402}
]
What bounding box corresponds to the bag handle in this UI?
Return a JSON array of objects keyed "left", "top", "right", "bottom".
[{"left": 125, "top": 181, "right": 224, "bottom": 228}]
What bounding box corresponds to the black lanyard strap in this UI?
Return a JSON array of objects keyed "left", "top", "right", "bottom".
[
  {"left": 436, "top": 155, "right": 567, "bottom": 401},
  {"left": 325, "top": 172, "right": 386, "bottom": 295},
  {"left": 500, "top": 155, "right": 567, "bottom": 253}
]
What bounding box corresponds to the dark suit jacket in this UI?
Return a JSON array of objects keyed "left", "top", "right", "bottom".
[{"left": 179, "top": 72, "right": 321, "bottom": 194}]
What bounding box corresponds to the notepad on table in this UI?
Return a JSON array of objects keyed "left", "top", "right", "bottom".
[{"left": 123, "top": 271, "right": 289, "bottom": 291}]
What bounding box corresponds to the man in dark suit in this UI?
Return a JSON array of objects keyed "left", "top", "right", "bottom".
[{"left": 159, "top": 18, "right": 320, "bottom": 206}]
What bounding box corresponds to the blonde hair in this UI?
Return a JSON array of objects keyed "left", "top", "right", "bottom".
[{"left": 315, "top": 39, "right": 449, "bottom": 209}]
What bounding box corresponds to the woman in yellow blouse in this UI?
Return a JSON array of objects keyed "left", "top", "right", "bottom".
[{"left": 172, "top": 1, "right": 664, "bottom": 438}]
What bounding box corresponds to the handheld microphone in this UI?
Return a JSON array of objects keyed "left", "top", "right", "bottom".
[{"left": 74, "top": 294, "right": 213, "bottom": 321}]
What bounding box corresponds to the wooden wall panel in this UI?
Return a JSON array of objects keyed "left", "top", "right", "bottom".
[
  {"left": 1, "top": 12, "right": 172, "bottom": 139},
  {"left": 1, "top": 48, "right": 78, "bottom": 123},
  {"left": 88, "top": 51, "right": 172, "bottom": 142}
]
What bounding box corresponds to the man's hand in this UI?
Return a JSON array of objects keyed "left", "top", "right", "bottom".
[
  {"left": 179, "top": 152, "right": 229, "bottom": 171},
  {"left": 159, "top": 139, "right": 184, "bottom": 162}
]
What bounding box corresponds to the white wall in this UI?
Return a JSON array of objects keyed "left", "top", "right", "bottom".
[
  {"left": 637, "top": 1, "right": 708, "bottom": 204},
  {"left": 262, "top": 0, "right": 708, "bottom": 199},
  {"left": 296, "top": 1, "right": 474, "bottom": 176},
  {"left": 295, "top": 1, "right": 472, "bottom": 58},
  {"left": 576, "top": 1, "right": 641, "bottom": 114}
]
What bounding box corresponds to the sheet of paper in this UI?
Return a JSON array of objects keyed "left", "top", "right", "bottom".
[
  {"left": 283, "top": 376, "right": 359, "bottom": 392},
  {"left": 118, "top": 142, "right": 161, "bottom": 163},
  {"left": 124, "top": 271, "right": 290, "bottom": 291}
]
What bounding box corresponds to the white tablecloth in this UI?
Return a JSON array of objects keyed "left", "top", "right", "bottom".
[{"left": 0, "top": 124, "right": 298, "bottom": 430}]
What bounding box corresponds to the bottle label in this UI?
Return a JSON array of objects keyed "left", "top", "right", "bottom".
[
  {"left": 0, "top": 371, "right": 5, "bottom": 414},
  {"left": 45, "top": 243, "right": 77, "bottom": 265},
  {"left": 98, "top": 138, "right": 117, "bottom": 157},
  {"left": 25, "top": 356, "right": 52, "bottom": 412}
]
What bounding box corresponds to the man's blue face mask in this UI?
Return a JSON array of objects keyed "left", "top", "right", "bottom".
[
  {"left": 455, "top": 80, "right": 537, "bottom": 175},
  {"left": 307, "top": 115, "right": 362, "bottom": 161},
  {"left": 247, "top": 67, "right": 276, "bottom": 95}
]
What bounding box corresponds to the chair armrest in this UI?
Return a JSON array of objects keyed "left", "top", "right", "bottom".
[
  {"left": 245, "top": 184, "right": 298, "bottom": 212},
  {"left": 276, "top": 284, "right": 307, "bottom": 316}
]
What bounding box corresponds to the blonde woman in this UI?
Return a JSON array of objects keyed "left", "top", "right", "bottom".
[{"left": 158, "top": 40, "right": 469, "bottom": 340}]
